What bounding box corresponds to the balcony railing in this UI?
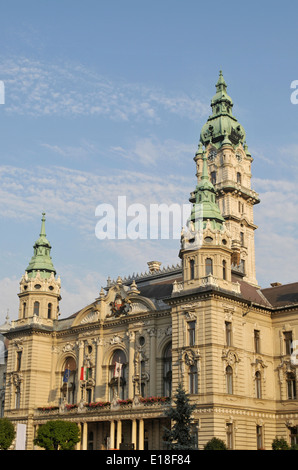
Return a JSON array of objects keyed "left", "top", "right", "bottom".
[{"left": 35, "top": 396, "right": 171, "bottom": 416}]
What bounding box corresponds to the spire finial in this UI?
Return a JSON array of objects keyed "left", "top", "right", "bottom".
[
  {"left": 216, "top": 69, "right": 227, "bottom": 91},
  {"left": 40, "top": 212, "right": 46, "bottom": 237}
]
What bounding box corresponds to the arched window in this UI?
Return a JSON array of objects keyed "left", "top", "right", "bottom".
[
  {"left": 23, "top": 302, "right": 26, "bottom": 318},
  {"left": 163, "top": 343, "right": 172, "bottom": 397},
  {"left": 226, "top": 365, "right": 233, "bottom": 394},
  {"left": 109, "top": 349, "right": 127, "bottom": 401},
  {"left": 61, "top": 357, "right": 77, "bottom": 404},
  {"left": 47, "top": 303, "right": 52, "bottom": 319},
  {"left": 205, "top": 258, "right": 213, "bottom": 276},
  {"left": 237, "top": 172, "right": 241, "bottom": 184},
  {"left": 33, "top": 301, "right": 40, "bottom": 316},
  {"left": 255, "top": 371, "right": 262, "bottom": 399}
]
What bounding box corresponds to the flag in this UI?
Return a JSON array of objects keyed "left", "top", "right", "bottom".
[
  {"left": 63, "top": 368, "right": 70, "bottom": 383},
  {"left": 114, "top": 362, "right": 122, "bottom": 378},
  {"left": 80, "top": 366, "right": 89, "bottom": 380}
]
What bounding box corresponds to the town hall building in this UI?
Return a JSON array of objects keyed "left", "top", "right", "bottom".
[{"left": 2, "top": 72, "right": 298, "bottom": 450}]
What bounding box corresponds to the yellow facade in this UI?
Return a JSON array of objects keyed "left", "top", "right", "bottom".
[{"left": 2, "top": 73, "right": 298, "bottom": 450}]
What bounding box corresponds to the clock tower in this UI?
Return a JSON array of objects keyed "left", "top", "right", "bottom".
[{"left": 192, "top": 71, "right": 260, "bottom": 286}]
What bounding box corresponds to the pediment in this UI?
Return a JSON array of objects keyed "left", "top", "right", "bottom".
[{"left": 105, "top": 294, "right": 155, "bottom": 319}]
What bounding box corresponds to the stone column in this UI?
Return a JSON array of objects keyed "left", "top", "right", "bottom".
[
  {"left": 131, "top": 419, "right": 137, "bottom": 450},
  {"left": 116, "top": 420, "right": 122, "bottom": 449},
  {"left": 81, "top": 421, "right": 88, "bottom": 450},
  {"left": 110, "top": 420, "right": 115, "bottom": 449},
  {"left": 138, "top": 419, "right": 144, "bottom": 450}
]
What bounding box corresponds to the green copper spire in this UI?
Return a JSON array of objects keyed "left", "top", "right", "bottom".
[
  {"left": 200, "top": 71, "right": 246, "bottom": 149},
  {"left": 190, "top": 153, "right": 225, "bottom": 231},
  {"left": 25, "top": 213, "right": 56, "bottom": 279}
]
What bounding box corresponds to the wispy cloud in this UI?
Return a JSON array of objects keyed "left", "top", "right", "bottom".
[
  {"left": 0, "top": 163, "right": 193, "bottom": 235},
  {"left": 111, "top": 137, "right": 194, "bottom": 166},
  {"left": 0, "top": 57, "right": 209, "bottom": 120}
]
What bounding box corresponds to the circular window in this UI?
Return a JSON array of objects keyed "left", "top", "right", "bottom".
[
  {"left": 138, "top": 336, "right": 145, "bottom": 347},
  {"left": 49, "top": 285, "right": 54, "bottom": 291},
  {"left": 34, "top": 284, "right": 41, "bottom": 289}
]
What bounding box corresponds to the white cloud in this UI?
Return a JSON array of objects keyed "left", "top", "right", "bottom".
[
  {"left": 111, "top": 137, "right": 194, "bottom": 166},
  {"left": 0, "top": 164, "right": 193, "bottom": 230},
  {"left": 0, "top": 57, "right": 208, "bottom": 120}
]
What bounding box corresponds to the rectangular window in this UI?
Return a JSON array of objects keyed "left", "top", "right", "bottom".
[
  {"left": 188, "top": 321, "right": 196, "bottom": 346},
  {"left": 239, "top": 259, "right": 245, "bottom": 273},
  {"left": 225, "top": 321, "right": 232, "bottom": 346},
  {"left": 16, "top": 351, "right": 22, "bottom": 372},
  {"left": 226, "top": 423, "right": 233, "bottom": 450},
  {"left": 190, "top": 259, "right": 195, "bottom": 280},
  {"left": 284, "top": 331, "right": 293, "bottom": 355},
  {"left": 290, "top": 427, "right": 298, "bottom": 447},
  {"left": 254, "top": 330, "right": 260, "bottom": 353},
  {"left": 287, "top": 374, "right": 296, "bottom": 399},
  {"left": 256, "top": 426, "right": 263, "bottom": 450},
  {"left": 188, "top": 364, "right": 198, "bottom": 394}
]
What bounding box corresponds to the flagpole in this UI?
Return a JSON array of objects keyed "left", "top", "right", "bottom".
[
  {"left": 118, "top": 356, "right": 120, "bottom": 398},
  {"left": 66, "top": 363, "right": 69, "bottom": 402}
]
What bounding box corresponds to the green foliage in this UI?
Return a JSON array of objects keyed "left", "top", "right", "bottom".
[
  {"left": 163, "top": 383, "right": 197, "bottom": 450},
  {"left": 0, "top": 418, "right": 15, "bottom": 450},
  {"left": 271, "top": 437, "right": 290, "bottom": 450},
  {"left": 34, "top": 420, "right": 80, "bottom": 450},
  {"left": 204, "top": 437, "right": 228, "bottom": 450}
]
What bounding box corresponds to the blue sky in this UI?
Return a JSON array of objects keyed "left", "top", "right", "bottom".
[{"left": 1, "top": 0, "right": 298, "bottom": 324}]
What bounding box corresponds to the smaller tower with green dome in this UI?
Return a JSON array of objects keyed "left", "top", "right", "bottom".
[
  {"left": 17, "top": 213, "right": 61, "bottom": 325},
  {"left": 180, "top": 142, "right": 240, "bottom": 295},
  {"left": 25, "top": 213, "right": 56, "bottom": 279}
]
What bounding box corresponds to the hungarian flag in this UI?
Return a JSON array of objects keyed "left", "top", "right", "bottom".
[
  {"left": 63, "top": 368, "right": 70, "bottom": 383},
  {"left": 114, "top": 362, "right": 122, "bottom": 378},
  {"left": 80, "top": 366, "right": 89, "bottom": 381}
]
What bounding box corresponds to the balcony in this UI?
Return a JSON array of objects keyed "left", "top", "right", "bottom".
[{"left": 35, "top": 396, "right": 171, "bottom": 417}]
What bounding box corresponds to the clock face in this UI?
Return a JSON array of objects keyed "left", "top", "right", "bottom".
[
  {"left": 236, "top": 152, "right": 242, "bottom": 162},
  {"left": 208, "top": 149, "right": 217, "bottom": 161}
]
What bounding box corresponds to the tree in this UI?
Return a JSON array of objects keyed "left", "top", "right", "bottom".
[
  {"left": 271, "top": 437, "right": 289, "bottom": 450},
  {"left": 0, "top": 418, "right": 15, "bottom": 450},
  {"left": 34, "top": 420, "right": 80, "bottom": 450},
  {"left": 204, "top": 437, "right": 227, "bottom": 450},
  {"left": 163, "top": 382, "right": 197, "bottom": 450}
]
